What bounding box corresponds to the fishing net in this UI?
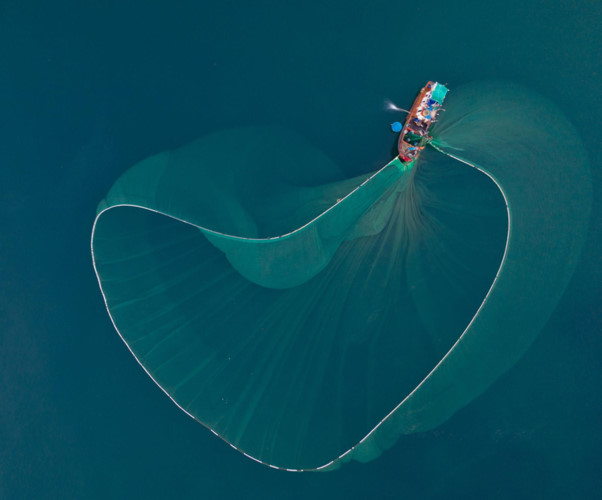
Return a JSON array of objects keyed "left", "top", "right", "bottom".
[{"left": 92, "top": 82, "right": 590, "bottom": 470}]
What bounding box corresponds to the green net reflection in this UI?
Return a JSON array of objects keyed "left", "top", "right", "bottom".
[{"left": 91, "top": 83, "right": 590, "bottom": 471}]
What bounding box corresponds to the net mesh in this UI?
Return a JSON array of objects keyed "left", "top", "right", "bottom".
[{"left": 92, "top": 82, "right": 590, "bottom": 470}]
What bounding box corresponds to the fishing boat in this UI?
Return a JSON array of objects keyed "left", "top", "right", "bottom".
[{"left": 396, "top": 81, "right": 448, "bottom": 163}]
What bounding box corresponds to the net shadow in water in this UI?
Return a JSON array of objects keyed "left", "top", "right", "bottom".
[{"left": 91, "top": 82, "right": 591, "bottom": 471}]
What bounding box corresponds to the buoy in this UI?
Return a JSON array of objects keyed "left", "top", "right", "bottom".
[{"left": 391, "top": 121, "right": 402, "bottom": 132}]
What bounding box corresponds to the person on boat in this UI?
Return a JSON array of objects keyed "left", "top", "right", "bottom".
[{"left": 413, "top": 117, "right": 425, "bottom": 129}]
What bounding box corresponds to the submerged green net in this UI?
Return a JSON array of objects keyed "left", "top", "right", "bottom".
[{"left": 92, "top": 82, "right": 591, "bottom": 471}]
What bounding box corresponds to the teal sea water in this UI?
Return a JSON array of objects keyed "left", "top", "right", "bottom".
[{"left": 1, "top": 1, "right": 600, "bottom": 498}]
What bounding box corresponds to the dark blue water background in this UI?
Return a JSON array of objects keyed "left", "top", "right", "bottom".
[{"left": 1, "top": 1, "right": 600, "bottom": 498}]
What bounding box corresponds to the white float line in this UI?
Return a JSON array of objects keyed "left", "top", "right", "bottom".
[
  {"left": 90, "top": 148, "right": 510, "bottom": 473},
  {"left": 91, "top": 199, "right": 391, "bottom": 472}
]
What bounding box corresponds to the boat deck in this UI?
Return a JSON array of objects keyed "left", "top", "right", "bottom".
[{"left": 397, "top": 82, "right": 448, "bottom": 163}]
